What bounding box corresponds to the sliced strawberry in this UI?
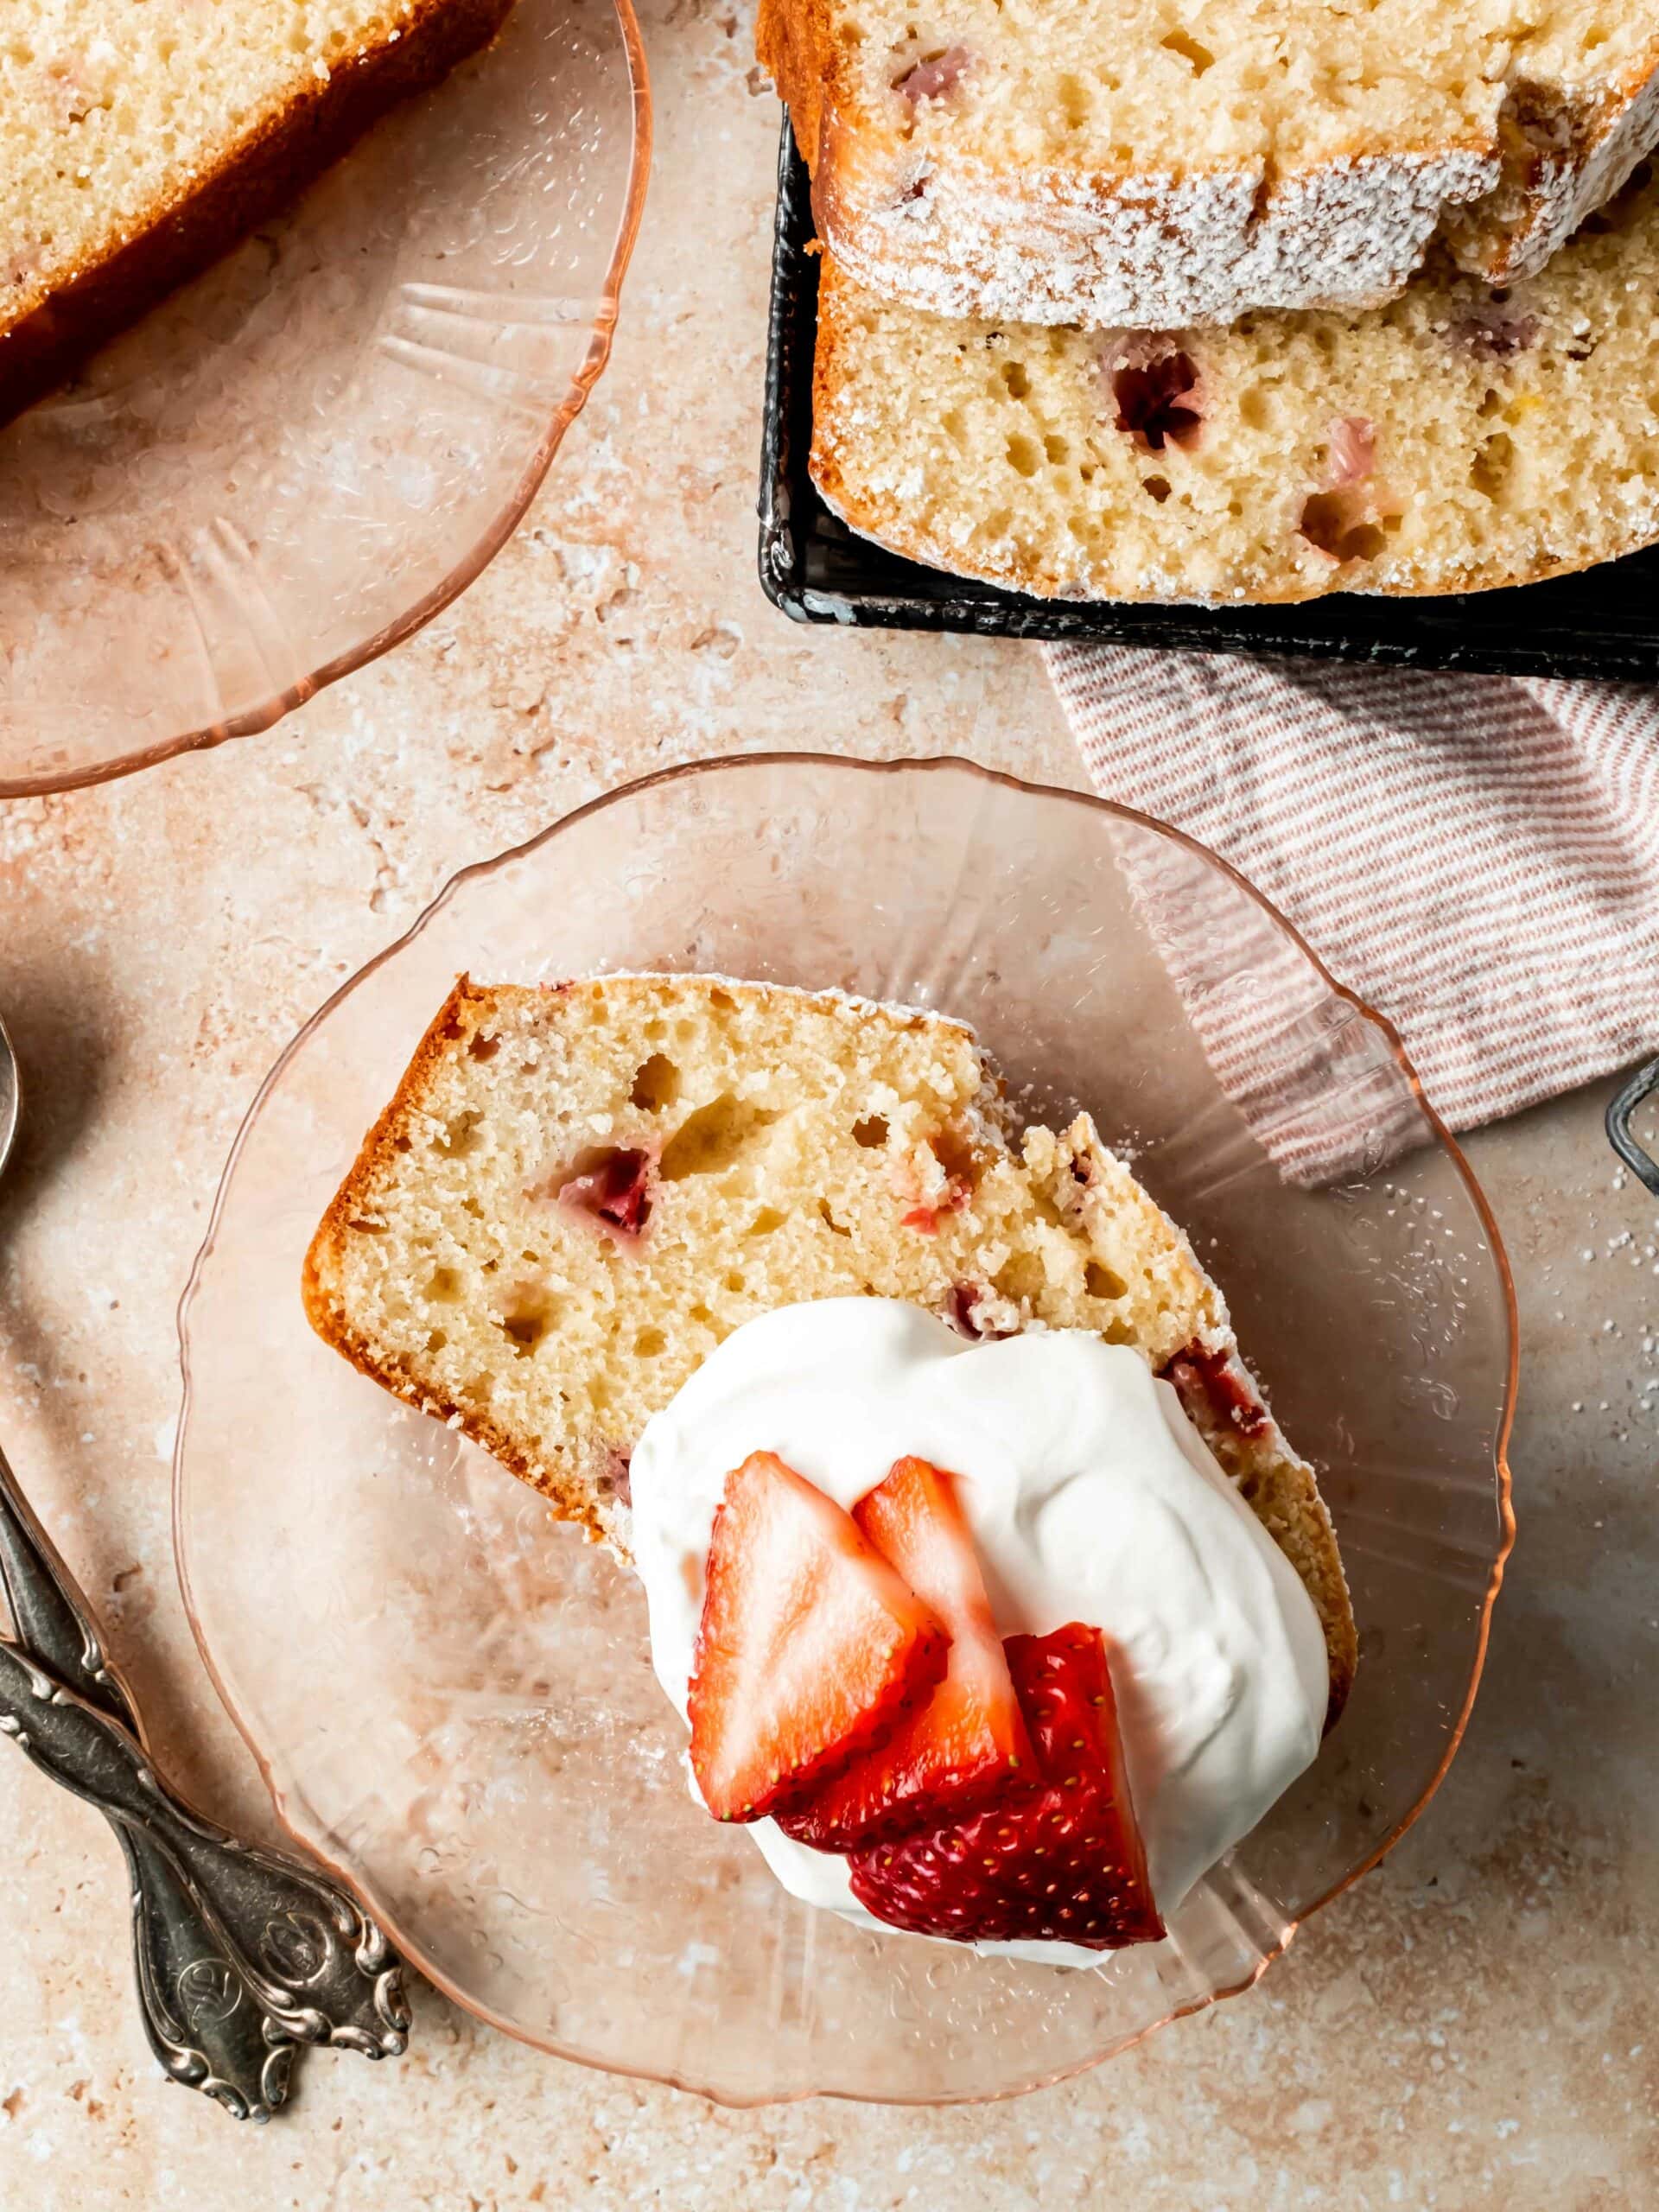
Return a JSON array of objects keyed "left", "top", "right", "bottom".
[
  {"left": 687, "top": 1452, "right": 948, "bottom": 1824},
  {"left": 778, "top": 1457, "right": 1033, "bottom": 1851},
  {"left": 848, "top": 1623, "right": 1165, "bottom": 1949}
]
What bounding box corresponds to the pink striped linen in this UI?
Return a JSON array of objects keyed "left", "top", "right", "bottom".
[{"left": 1047, "top": 644, "right": 1659, "bottom": 1146}]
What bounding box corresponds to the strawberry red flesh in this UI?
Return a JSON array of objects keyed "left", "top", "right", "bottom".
[
  {"left": 778, "top": 1456, "right": 1033, "bottom": 1851},
  {"left": 847, "top": 1622, "right": 1165, "bottom": 1949},
  {"left": 687, "top": 1452, "right": 948, "bottom": 1824}
]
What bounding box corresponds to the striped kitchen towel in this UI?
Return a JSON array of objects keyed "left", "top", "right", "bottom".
[{"left": 1047, "top": 645, "right": 1659, "bottom": 1147}]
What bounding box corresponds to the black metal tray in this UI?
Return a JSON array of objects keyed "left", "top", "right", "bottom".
[{"left": 758, "top": 121, "right": 1659, "bottom": 681}]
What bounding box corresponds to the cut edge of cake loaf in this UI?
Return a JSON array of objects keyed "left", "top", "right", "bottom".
[
  {"left": 758, "top": 0, "right": 1659, "bottom": 327},
  {"left": 0, "top": 0, "right": 514, "bottom": 429},
  {"left": 302, "top": 973, "right": 1357, "bottom": 1724},
  {"left": 808, "top": 160, "right": 1659, "bottom": 606}
]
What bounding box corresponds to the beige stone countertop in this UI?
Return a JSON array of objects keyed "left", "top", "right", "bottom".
[{"left": 1, "top": 2, "right": 1656, "bottom": 2203}]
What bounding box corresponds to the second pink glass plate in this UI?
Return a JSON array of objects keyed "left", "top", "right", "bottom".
[
  {"left": 0, "top": 0, "right": 649, "bottom": 797},
  {"left": 175, "top": 755, "right": 1516, "bottom": 2105}
]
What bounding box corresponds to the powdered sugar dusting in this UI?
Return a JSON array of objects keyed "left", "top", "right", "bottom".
[
  {"left": 796, "top": 12, "right": 1659, "bottom": 326},
  {"left": 827, "top": 145, "right": 1503, "bottom": 328}
]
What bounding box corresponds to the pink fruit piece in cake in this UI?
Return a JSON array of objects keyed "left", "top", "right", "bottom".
[
  {"left": 944, "top": 1282, "right": 1014, "bottom": 1341},
  {"left": 894, "top": 46, "right": 971, "bottom": 102},
  {"left": 1105, "top": 338, "right": 1205, "bottom": 454},
  {"left": 1299, "top": 415, "right": 1401, "bottom": 561},
  {"left": 895, "top": 1126, "right": 976, "bottom": 1235},
  {"left": 848, "top": 1622, "right": 1164, "bottom": 1948},
  {"left": 778, "top": 1457, "right": 1034, "bottom": 1851},
  {"left": 1452, "top": 308, "right": 1540, "bottom": 358},
  {"left": 687, "top": 1452, "right": 949, "bottom": 1823},
  {"left": 1327, "top": 414, "right": 1376, "bottom": 485},
  {"left": 552, "top": 1146, "right": 654, "bottom": 1242},
  {"left": 901, "top": 1194, "right": 968, "bottom": 1234}
]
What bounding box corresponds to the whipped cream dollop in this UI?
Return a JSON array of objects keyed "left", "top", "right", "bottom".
[{"left": 630, "top": 1299, "right": 1326, "bottom": 1964}]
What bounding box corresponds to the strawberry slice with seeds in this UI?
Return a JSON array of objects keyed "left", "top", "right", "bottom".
[
  {"left": 847, "top": 1622, "right": 1164, "bottom": 1949},
  {"left": 688, "top": 1452, "right": 948, "bottom": 1824},
  {"left": 778, "top": 1457, "right": 1033, "bottom": 1851}
]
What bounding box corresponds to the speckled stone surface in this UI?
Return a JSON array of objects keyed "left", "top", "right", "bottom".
[{"left": 1, "top": 3, "right": 1656, "bottom": 2203}]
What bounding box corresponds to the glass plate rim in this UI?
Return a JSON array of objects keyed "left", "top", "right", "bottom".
[
  {"left": 172, "top": 750, "right": 1520, "bottom": 2105},
  {"left": 0, "top": 0, "right": 654, "bottom": 803}
]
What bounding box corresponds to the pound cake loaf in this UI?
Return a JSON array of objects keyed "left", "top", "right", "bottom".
[
  {"left": 304, "top": 973, "right": 1357, "bottom": 1717},
  {"left": 760, "top": 0, "right": 1659, "bottom": 325},
  {"left": 0, "top": 0, "right": 512, "bottom": 426},
  {"left": 810, "top": 160, "right": 1659, "bottom": 602}
]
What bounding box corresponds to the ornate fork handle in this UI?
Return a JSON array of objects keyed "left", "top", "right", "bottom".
[{"left": 0, "top": 1448, "right": 408, "bottom": 2120}]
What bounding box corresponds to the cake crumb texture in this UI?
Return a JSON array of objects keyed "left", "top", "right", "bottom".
[
  {"left": 304, "top": 973, "right": 1357, "bottom": 1717},
  {"left": 810, "top": 161, "right": 1659, "bottom": 603},
  {"left": 0, "top": 1, "right": 512, "bottom": 421}
]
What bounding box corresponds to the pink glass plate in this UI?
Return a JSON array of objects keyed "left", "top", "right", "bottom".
[
  {"left": 0, "top": 0, "right": 649, "bottom": 798},
  {"left": 175, "top": 755, "right": 1516, "bottom": 2107}
]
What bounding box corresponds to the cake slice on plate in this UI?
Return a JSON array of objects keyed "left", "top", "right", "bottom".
[
  {"left": 303, "top": 971, "right": 1357, "bottom": 1719},
  {"left": 0, "top": 0, "right": 513, "bottom": 425}
]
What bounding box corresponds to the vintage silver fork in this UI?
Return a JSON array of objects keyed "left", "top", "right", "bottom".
[{"left": 0, "top": 1013, "right": 409, "bottom": 2120}]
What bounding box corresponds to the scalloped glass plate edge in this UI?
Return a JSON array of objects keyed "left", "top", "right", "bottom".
[{"left": 173, "top": 753, "right": 1518, "bottom": 2106}]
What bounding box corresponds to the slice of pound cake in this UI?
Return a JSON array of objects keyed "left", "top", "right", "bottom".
[
  {"left": 810, "top": 160, "right": 1659, "bottom": 602},
  {"left": 760, "top": 0, "right": 1659, "bottom": 325},
  {"left": 0, "top": 1, "right": 512, "bottom": 426},
  {"left": 303, "top": 974, "right": 1357, "bottom": 1719}
]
